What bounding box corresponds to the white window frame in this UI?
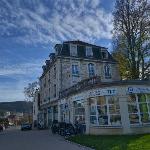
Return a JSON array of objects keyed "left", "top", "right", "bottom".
[
  {"left": 89, "top": 96, "right": 122, "bottom": 127},
  {"left": 86, "top": 46, "right": 93, "bottom": 57},
  {"left": 88, "top": 63, "right": 95, "bottom": 77},
  {"left": 128, "top": 94, "right": 150, "bottom": 126},
  {"left": 74, "top": 100, "right": 85, "bottom": 124},
  {"left": 104, "top": 64, "right": 111, "bottom": 79},
  {"left": 70, "top": 44, "right": 77, "bottom": 56},
  {"left": 72, "top": 64, "right": 79, "bottom": 76}
]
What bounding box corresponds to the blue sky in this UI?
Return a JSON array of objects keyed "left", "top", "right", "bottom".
[{"left": 0, "top": 0, "right": 115, "bottom": 102}]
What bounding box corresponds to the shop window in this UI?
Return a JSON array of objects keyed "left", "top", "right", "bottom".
[
  {"left": 86, "top": 46, "right": 93, "bottom": 57},
  {"left": 72, "top": 65, "right": 79, "bottom": 76},
  {"left": 89, "top": 98, "right": 97, "bottom": 124},
  {"left": 90, "top": 116, "right": 97, "bottom": 125},
  {"left": 89, "top": 96, "right": 121, "bottom": 126},
  {"left": 97, "top": 96, "right": 106, "bottom": 105},
  {"left": 70, "top": 44, "right": 77, "bottom": 56},
  {"left": 104, "top": 65, "right": 111, "bottom": 79},
  {"left": 128, "top": 94, "right": 150, "bottom": 125},
  {"left": 97, "top": 105, "right": 108, "bottom": 125},
  {"left": 88, "top": 63, "right": 95, "bottom": 77},
  {"left": 108, "top": 97, "right": 121, "bottom": 125},
  {"left": 53, "top": 106, "right": 58, "bottom": 121},
  {"left": 74, "top": 101, "right": 85, "bottom": 124}
]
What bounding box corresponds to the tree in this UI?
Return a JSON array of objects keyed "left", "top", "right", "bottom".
[
  {"left": 24, "top": 81, "right": 39, "bottom": 101},
  {"left": 113, "top": 0, "right": 150, "bottom": 80}
]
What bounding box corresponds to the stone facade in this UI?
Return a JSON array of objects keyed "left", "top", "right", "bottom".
[
  {"left": 36, "top": 40, "right": 150, "bottom": 134},
  {"left": 33, "top": 90, "right": 40, "bottom": 126},
  {"left": 39, "top": 40, "right": 120, "bottom": 108}
]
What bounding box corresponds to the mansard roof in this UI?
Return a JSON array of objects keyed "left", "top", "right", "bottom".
[
  {"left": 63, "top": 40, "right": 106, "bottom": 49},
  {"left": 55, "top": 40, "right": 116, "bottom": 62}
]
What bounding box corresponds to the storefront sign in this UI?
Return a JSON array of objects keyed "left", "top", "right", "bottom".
[
  {"left": 72, "top": 95, "right": 84, "bottom": 101},
  {"left": 127, "top": 87, "right": 150, "bottom": 94},
  {"left": 88, "top": 88, "right": 117, "bottom": 97}
]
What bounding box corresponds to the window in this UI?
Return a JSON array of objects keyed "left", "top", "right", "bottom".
[
  {"left": 74, "top": 101, "right": 85, "bottom": 124},
  {"left": 108, "top": 97, "right": 121, "bottom": 126},
  {"left": 97, "top": 97, "right": 108, "bottom": 125},
  {"left": 44, "top": 78, "right": 46, "bottom": 87},
  {"left": 86, "top": 46, "right": 93, "bottom": 57},
  {"left": 128, "top": 94, "right": 150, "bottom": 125},
  {"left": 70, "top": 44, "right": 77, "bottom": 56},
  {"left": 54, "top": 65, "right": 56, "bottom": 79},
  {"left": 53, "top": 106, "right": 58, "bottom": 120},
  {"left": 90, "top": 98, "right": 97, "bottom": 124},
  {"left": 104, "top": 65, "right": 111, "bottom": 79},
  {"left": 72, "top": 65, "right": 79, "bottom": 76},
  {"left": 88, "top": 63, "right": 95, "bottom": 77},
  {"left": 54, "top": 84, "right": 56, "bottom": 98},
  {"left": 89, "top": 96, "right": 121, "bottom": 126},
  {"left": 101, "top": 51, "right": 108, "bottom": 59}
]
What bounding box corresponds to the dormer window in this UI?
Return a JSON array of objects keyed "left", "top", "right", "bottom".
[
  {"left": 101, "top": 51, "right": 108, "bottom": 59},
  {"left": 70, "top": 44, "right": 77, "bottom": 56},
  {"left": 86, "top": 46, "right": 93, "bottom": 57}
]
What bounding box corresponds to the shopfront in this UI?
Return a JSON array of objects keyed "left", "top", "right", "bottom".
[
  {"left": 59, "top": 83, "right": 150, "bottom": 135},
  {"left": 47, "top": 105, "right": 58, "bottom": 127}
]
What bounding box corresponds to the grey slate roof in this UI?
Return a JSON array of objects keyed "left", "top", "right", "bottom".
[{"left": 55, "top": 40, "right": 116, "bottom": 62}]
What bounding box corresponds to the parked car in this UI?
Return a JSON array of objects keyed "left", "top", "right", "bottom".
[
  {"left": 0, "top": 125, "right": 3, "bottom": 132},
  {"left": 21, "top": 123, "right": 32, "bottom": 131}
]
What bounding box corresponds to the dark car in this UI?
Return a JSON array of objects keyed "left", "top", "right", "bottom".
[
  {"left": 21, "top": 123, "right": 32, "bottom": 131},
  {"left": 0, "top": 125, "right": 3, "bottom": 132}
]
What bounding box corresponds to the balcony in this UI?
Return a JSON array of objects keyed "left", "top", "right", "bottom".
[{"left": 59, "top": 76, "right": 101, "bottom": 98}]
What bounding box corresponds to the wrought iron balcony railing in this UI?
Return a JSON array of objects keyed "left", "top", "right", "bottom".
[{"left": 59, "top": 76, "right": 101, "bottom": 98}]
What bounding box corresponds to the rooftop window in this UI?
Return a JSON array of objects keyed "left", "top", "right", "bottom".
[
  {"left": 86, "top": 46, "right": 93, "bottom": 57},
  {"left": 101, "top": 51, "right": 108, "bottom": 59},
  {"left": 70, "top": 44, "right": 77, "bottom": 56}
]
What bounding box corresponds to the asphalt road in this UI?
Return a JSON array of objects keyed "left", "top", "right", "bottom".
[{"left": 0, "top": 127, "right": 89, "bottom": 150}]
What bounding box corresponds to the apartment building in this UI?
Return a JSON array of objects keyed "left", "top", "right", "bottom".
[{"left": 37, "top": 40, "right": 150, "bottom": 134}]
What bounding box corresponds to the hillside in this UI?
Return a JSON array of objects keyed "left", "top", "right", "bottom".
[{"left": 0, "top": 101, "right": 33, "bottom": 113}]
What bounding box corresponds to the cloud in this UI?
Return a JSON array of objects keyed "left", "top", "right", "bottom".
[
  {"left": 0, "top": 0, "right": 113, "bottom": 45},
  {"left": 0, "top": 61, "right": 42, "bottom": 76},
  {"left": 0, "top": 60, "right": 42, "bottom": 102},
  {"left": 0, "top": 81, "right": 26, "bottom": 102}
]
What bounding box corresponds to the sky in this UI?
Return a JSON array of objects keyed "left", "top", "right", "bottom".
[{"left": 0, "top": 0, "right": 115, "bottom": 102}]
